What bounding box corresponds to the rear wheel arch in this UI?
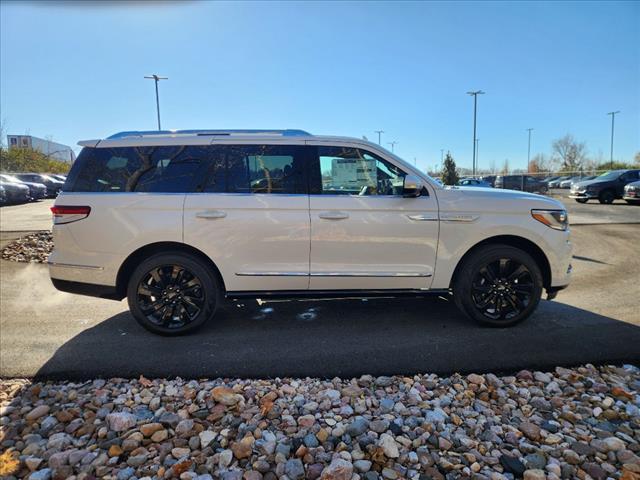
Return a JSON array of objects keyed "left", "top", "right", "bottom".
[
  {"left": 450, "top": 235, "right": 552, "bottom": 290},
  {"left": 116, "top": 242, "right": 226, "bottom": 299}
]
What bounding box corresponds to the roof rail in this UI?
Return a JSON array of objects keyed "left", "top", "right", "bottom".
[{"left": 107, "top": 129, "right": 312, "bottom": 139}]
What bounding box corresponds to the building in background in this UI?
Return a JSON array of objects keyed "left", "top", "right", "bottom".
[{"left": 6, "top": 135, "right": 76, "bottom": 163}]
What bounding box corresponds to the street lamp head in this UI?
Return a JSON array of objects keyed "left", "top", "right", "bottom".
[
  {"left": 607, "top": 110, "right": 621, "bottom": 115},
  {"left": 467, "top": 90, "right": 485, "bottom": 96},
  {"left": 144, "top": 75, "right": 168, "bottom": 80}
]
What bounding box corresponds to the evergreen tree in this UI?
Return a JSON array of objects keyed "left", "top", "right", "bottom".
[{"left": 441, "top": 152, "right": 459, "bottom": 185}]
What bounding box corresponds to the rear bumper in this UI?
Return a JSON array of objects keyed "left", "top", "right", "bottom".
[{"left": 50, "top": 278, "right": 122, "bottom": 300}]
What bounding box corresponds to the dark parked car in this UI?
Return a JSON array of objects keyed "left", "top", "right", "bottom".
[
  {"left": 12, "top": 173, "right": 64, "bottom": 197},
  {"left": 548, "top": 176, "right": 572, "bottom": 188},
  {"left": 481, "top": 175, "right": 496, "bottom": 187},
  {"left": 494, "top": 175, "right": 549, "bottom": 193},
  {"left": 569, "top": 169, "right": 640, "bottom": 204},
  {"left": 0, "top": 173, "right": 47, "bottom": 201},
  {"left": 0, "top": 179, "right": 31, "bottom": 204},
  {"left": 457, "top": 178, "right": 493, "bottom": 188},
  {"left": 622, "top": 180, "right": 640, "bottom": 205},
  {"left": 49, "top": 174, "right": 68, "bottom": 182},
  {"left": 0, "top": 185, "right": 6, "bottom": 205}
]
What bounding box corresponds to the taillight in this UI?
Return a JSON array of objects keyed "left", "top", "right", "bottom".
[{"left": 51, "top": 205, "right": 91, "bottom": 224}]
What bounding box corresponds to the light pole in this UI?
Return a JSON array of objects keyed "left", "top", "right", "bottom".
[
  {"left": 387, "top": 141, "right": 398, "bottom": 153},
  {"left": 144, "top": 74, "right": 168, "bottom": 130},
  {"left": 607, "top": 111, "right": 620, "bottom": 169},
  {"left": 374, "top": 130, "right": 384, "bottom": 145},
  {"left": 526, "top": 128, "right": 534, "bottom": 172},
  {"left": 467, "top": 90, "right": 485, "bottom": 177},
  {"left": 475, "top": 139, "right": 479, "bottom": 175}
]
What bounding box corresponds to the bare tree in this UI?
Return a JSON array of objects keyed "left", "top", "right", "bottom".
[
  {"left": 489, "top": 159, "right": 496, "bottom": 174},
  {"left": 552, "top": 134, "right": 587, "bottom": 172},
  {"left": 501, "top": 159, "right": 510, "bottom": 174}
]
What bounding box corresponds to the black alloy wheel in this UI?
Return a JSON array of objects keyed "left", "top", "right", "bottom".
[
  {"left": 127, "top": 252, "right": 220, "bottom": 335},
  {"left": 470, "top": 258, "right": 534, "bottom": 321},
  {"left": 454, "top": 245, "right": 543, "bottom": 327},
  {"left": 598, "top": 190, "right": 615, "bottom": 204},
  {"left": 575, "top": 198, "right": 588, "bottom": 203}
]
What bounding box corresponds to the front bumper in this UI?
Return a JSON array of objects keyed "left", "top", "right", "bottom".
[
  {"left": 623, "top": 190, "right": 638, "bottom": 201},
  {"left": 569, "top": 191, "right": 597, "bottom": 199}
]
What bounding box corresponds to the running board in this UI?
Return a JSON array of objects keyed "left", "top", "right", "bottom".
[{"left": 225, "top": 289, "right": 451, "bottom": 300}]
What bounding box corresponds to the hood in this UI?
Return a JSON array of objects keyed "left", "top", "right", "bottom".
[
  {"left": 442, "top": 186, "right": 565, "bottom": 210},
  {"left": 0, "top": 182, "right": 29, "bottom": 192},
  {"left": 572, "top": 178, "right": 608, "bottom": 189}
]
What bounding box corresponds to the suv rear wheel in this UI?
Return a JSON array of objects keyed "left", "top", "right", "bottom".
[
  {"left": 127, "top": 252, "right": 220, "bottom": 335},
  {"left": 453, "top": 245, "right": 543, "bottom": 327},
  {"left": 598, "top": 189, "right": 615, "bottom": 204}
]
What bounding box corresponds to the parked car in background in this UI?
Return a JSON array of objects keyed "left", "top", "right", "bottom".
[
  {"left": 623, "top": 180, "right": 640, "bottom": 205},
  {"left": 0, "top": 179, "right": 31, "bottom": 204},
  {"left": 569, "top": 169, "right": 640, "bottom": 204},
  {"left": 494, "top": 175, "right": 548, "bottom": 194},
  {"left": 548, "top": 176, "right": 571, "bottom": 188},
  {"left": 457, "top": 178, "right": 493, "bottom": 188},
  {"left": 12, "top": 173, "right": 64, "bottom": 197},
  {"left": 0, "top": 185, "right": 6, "bottom": 205},
  {"left": 0, "top": 173, "right": 47, "bottom": 201},
  {"left": 481, "top": 175, "right": 496, "bottom": 187},
  {"left": 50, "top": 129, "right": 572, "bottom": 335},
  {"left": 49, "top": 174, "right": 68, "bottom": 182},
  {"left": 559, "top": 176, "right": 582, "bottom": 189}
]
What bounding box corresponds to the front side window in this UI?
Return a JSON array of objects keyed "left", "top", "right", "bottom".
[
  {"left": 67, "top": 146, "right": 207, "bottom": 192},
  {"left": 313, "top": 146, "right": 406, "bottom": 195},
  {"left": 202, "top": 145, "right": 305, "bottom": 194}
]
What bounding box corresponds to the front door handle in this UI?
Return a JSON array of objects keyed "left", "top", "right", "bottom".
[
  {"left": 196, "top": 210, "right": 227, "bottom": 219},
  {"left": 318, "top": 211, "right": 349, "bottom": 220}
]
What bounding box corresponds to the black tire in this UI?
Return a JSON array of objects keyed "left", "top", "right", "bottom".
[
  {"left": 598, "top": 190, "right": 615, "bottom": 204},
  {"left": 453, "top": 245, "right": 544, "bottom": 327},
  {"left": 575, "top": 198, "right": 588, "bottom": 204},
  {"left": 127, "top": 252, "right": 220, "bottom": 335}
]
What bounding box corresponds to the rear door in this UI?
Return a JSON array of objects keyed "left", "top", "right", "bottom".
[
  {"left": 183, "top": 143, "right": 310, "bottom": 293},
  {"left": 307, "top": 143, "right": 439, "bottom": 291}
]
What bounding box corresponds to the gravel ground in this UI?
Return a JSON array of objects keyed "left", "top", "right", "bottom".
[
  {"left": 1, "top": 365, "right": 639, "bottom": 480},
  {"left": 1, "top": 232, "right": 52, "bottom": 263}
]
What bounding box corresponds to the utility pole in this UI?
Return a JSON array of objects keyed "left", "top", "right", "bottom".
[
  {"left": 607, "top": 111, "right": 620, "bottom": 169},
  {"left": 467, "top": 90, "right": 485, "bottom": 177},
  {"left": 144, "top": 74, "right": 168, "bottom": 130},
  {"left": 374, "top": 130, "right": 384, "bottom": 145},
  {"left": 387, "top": 141, "right": 398, "bottom": 153},
  {"left": 475, "top": 139, "right": 479, "bottom": 176},
  {"left": 526, "top": 128, "right": 534, "bottom": 173}
]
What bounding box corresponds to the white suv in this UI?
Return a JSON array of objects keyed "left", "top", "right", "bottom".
[{"left": 49, "top": 129, "right": 572, "bottom": 335}]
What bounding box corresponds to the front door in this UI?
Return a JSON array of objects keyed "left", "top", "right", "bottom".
[
  {"left": 307, "top": 144, "right": 439, "bottom": 291},
  {"left": 183, "top": 143, "right": 310, "bottom": 293}
]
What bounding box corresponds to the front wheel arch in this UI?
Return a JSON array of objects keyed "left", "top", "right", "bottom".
[
  {"left": 449, "top": 235, "right": 552, "bottom": 291},
  {"left": 116, "top": 242, "right": 226, "bottom": 300}
]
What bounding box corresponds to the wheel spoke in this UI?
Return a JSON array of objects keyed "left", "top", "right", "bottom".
[
  {"left": 498, "top": 258, "right": 509, "bottom": 277},
  {"left": 138, "top": 284, "right": 162, "bottom": 297},
  {"left": 507, "top": 264, "right": 528, "bottom": 282},
  {"left": 150, "top": 268, "right": 165, "bottom": 288}
]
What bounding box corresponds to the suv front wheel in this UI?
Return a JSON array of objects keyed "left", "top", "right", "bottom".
[
  {"left": 127, "top": 252, "right": 220, "bottom": 335},
  {"left": 454, "top": 245, "right": 543, "bottom": 327}
]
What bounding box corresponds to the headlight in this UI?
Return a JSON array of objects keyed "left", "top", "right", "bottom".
[{"left": 531, "top": 209, "right": 569, "bottom": 231}]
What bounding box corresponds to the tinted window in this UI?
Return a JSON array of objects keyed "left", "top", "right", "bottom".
[
  {"left": 202, "top": 145, "right": 305, "bottom": 194},
  {"left": 67, "top": 146, "right": 208, "bottom": 192},
  {"left": 312, "top": 146, "right": 406, "bottom": 195}
]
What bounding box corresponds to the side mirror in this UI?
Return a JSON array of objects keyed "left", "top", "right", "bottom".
[{"left": 403, "top": 175, "right": 424, "bottom": 198}]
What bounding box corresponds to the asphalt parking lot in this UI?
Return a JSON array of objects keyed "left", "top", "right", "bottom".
[{"left": 1, "top": 194, "right": 639, "bottom": 379}]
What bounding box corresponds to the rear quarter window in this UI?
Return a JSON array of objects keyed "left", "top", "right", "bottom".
[{"left": 66, "top": 146, "right": 208, "bottom": 193}]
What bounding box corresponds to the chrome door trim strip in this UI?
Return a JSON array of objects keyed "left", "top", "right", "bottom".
[
  {"left": 235, "top": 272, "right": 309, "bottom": 277},
  {"left": 47, "top": 261, "right": 104, "bottom": 271},
  {"left": 310, "top": 272, "right": 432, "bottom": 277},
  {"left": 235, "top": 271, "right": 432, "bottom": 277}
]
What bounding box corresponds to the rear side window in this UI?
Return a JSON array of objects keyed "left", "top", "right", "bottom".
[
  {"left": 67, "top": 146, "right": 208, "bottom": 192},
  {"left": 202, "top": 145, "right": 305, "bottom": 194}
]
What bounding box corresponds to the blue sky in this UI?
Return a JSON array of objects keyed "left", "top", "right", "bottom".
[{"left": 1, "top": 1, "right": 639, "bottom": 172}]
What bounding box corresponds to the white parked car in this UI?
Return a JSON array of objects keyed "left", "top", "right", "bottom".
[{"left": 49, "top": 129, "right": 572, "bottom": 335}]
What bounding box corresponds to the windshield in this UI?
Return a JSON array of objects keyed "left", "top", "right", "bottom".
[
  {"left": 597, "top": 170, "right": 622, "bottom": 180},
  {"left": 0, "top": 174, "right": 22, "bottom": 183}
]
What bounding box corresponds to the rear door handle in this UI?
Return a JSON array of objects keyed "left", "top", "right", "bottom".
[
  {"left": 196, "top": 210, "right": 227, "bottom": 219},
  {"left": 318, "top": 211, "right": 349, "bottom": 220}
]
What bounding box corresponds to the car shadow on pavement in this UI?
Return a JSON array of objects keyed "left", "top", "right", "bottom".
[{"left": 34, "top": 296, "right": 640, "bottom": 380}]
